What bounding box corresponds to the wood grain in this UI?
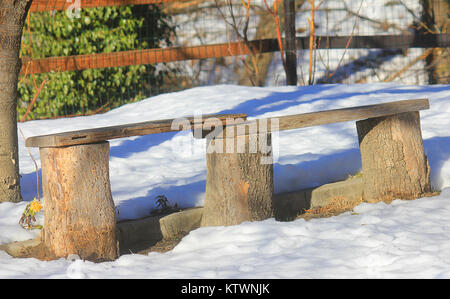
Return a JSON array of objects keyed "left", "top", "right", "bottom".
[
  {"left": 201, "top": 133, "right": 274, "bottom": 227},
  {"left": 356, "top": 111, "right": 431, "bottom": 202},
  {"left": 26, "top": 99, "right": 429, "bottom": 148},
  {"left": 40, "top": 142, "right": 119, "bottom": 261},
  {"left": 26, "top": 113, "right": 247, "bottom": 148},
  {"left": 222, "top": 99, "right": 430, "bottom": 138}
]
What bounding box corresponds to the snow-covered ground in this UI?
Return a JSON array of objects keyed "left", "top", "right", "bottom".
[{"left": 1, "top": 83, "right": 450, "bottom": 278}]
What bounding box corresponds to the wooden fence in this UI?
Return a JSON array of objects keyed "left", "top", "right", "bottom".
[
  {"left": 24, "top": 0, "right": 450, "bottom": 75},
  {"left": 30, "top": 0, "right": 182, "bottom": 12},
  {"left": 20, "top": 33, "right": 450, "bottom": 75},
  {"left": 17, "top": 0, "right": 450, "bottom": 121}
]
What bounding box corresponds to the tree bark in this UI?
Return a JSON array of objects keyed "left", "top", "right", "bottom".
[
  {"left": 356, "top": 111, "right": 431, "bottom": 203},
  {"left": 284, "top": 0, "right": 297, "bottom": 85},
  {"left": 420, "top": 0, "right": 449, "bottom": 84},
  {"left": 201, "top": 133, "right": 274, "bottom": 227},
  {"left": 237, "top": 10, "right": 276, "bottom": 86},
  {"left": 0, "top": 0, "right": 32, "bottom": 202},
  {"left": 40, "top": 142, "right": 119, "bottom": 262},
  {"left": 429, "top": 0, "right": 449, "bottom": 84}
]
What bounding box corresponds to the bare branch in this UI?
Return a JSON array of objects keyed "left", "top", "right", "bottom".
[
  {"left": 398, "top": 0, "right": 437, "bottom": 33},
  {"left": 383, "top": 48, "right": 433, "bottom": 82}
]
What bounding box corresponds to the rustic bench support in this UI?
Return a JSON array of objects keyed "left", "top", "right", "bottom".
[
  {"left": 201, "top": 133, "right": 274, "bottom": 227},
  {"left": 356, "top": 111, "right": 431, "bottom": 203},
  {"left": 40, "top": 141, "right": 118, "bottom": 262}
]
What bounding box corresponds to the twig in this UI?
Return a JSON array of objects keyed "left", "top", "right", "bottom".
[
  {"left": 317, "top": 6, "right": 331, "bottom": 81},
  {"left": 18, "top": 128, "right": 41, "bottom": 202},
  {"left": 343, "top": 7, "right": 409, "bottom": 34},
  {"left": 20, "top": 77, "right": 48, "bottom": 122},
  {"left": 326, "top": 0, "right": 364, "bottom": 82},
  {"left": 383, "top": 48, "right": 434, "bottom": 82},
  {"left": 263, "top": 0, "right": 287, "bottom": 77},
  {"left": 398, "top": 0, "right": 437, "bottom": 34},
  {"left": 307, "top": 0, "right": 317, "bottom": 85},
  {"left": 215, "top": 0, "right": 259, "bottom": 85}
]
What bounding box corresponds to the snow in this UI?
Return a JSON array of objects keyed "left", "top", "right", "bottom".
[
  {"left": 1, "top": 83, "right": 450, "bottom": 278},
  {"left": 172, "top": 0, "right": 429, "bottom": 87}
]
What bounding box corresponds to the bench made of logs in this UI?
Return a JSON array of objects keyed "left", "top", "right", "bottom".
[
  {"left": 198, "top": 99, "right": 431, "bottom": 228},
  {"left": 26, "top": 99, "right": 430, "bottom": 261},
  {"left": 25, "top": 113, "right": 247, "bottom": 261}
]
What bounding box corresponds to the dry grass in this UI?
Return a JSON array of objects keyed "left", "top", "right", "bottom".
[
  {"left": 299, "top": 190, "right": 441, "bottom": 221},
  {"left": 137, "top": 232, "right": 187, "bottom": 255},
  {"left": 370, "top": 190, "right": 441, "bottom": 204},
  {"left": 299, "top": 196, "right": 363, "bottom": 220},
  {"left": 346, "top": 171, "right": 363, "bottom": 180}
]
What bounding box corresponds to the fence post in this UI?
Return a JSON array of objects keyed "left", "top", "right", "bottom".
[{"left": 284, "top": 0, "right": 298, "bottom": 85}]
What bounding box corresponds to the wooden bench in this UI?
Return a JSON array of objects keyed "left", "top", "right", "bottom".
[
  {"left": 198, "top": 98, "right": 431, "bottom": 227},
  {"left": 26, "top": 99, "right": 431, "bottom": 261},
  {"left": 26, "top": 113, "right": 247, "bottom": 262}
]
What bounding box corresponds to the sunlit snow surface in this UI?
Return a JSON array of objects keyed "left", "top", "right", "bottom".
[{"left": 1, "top": 83, "right": 449, "bottom": 278}]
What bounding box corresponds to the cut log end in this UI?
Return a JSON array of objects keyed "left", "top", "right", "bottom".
[
  {"left": 40, "top": 141, "right": 118, "bottom": 262},
  {"left": 356, "top": 111, "right": 431, "bottom": 203},
  {"left": 201, "top": 134, "right": 274, "bottom": 227}
]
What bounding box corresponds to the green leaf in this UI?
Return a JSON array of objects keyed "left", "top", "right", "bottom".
[{"left": 18, "top": 5, "right": 178, "bottom": 120}]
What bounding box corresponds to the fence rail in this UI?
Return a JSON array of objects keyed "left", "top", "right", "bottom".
[
  {"left": 29, "top": 0, "right": 183, "bottom": 12},
  {"left": 21, "top": 34, "right": 450, "bottom": 75}
]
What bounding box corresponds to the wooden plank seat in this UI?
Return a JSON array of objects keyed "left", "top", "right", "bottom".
[
  {"left": 26, "top": 99, "right": 431, "bottom": 261},
  {"left": 26, "top": 113, "right": 248, "bottom": 148}
]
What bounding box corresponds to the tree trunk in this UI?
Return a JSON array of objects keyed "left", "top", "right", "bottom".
[
  {"left": 356, "top": 111, "right": 431, "bottom": 203},
  {"left": 430, "top": 0, "right": 449, "bottom": 84},
  {"left": 0, "top": 0, "right": 32, "bottom": 202},
  {"left": 201, "top": 133, "right": 274, "bottom": 227},
  {"left": 420, "top": 0, "right": 449, "bottom": 84},
  {"left": 40, "top": 142, "right": 119, "bottom": 262},
  {"left": 284, "top": 0, "right": 297, "bottom": 85},
  {"left": 237, "top": 10, "right": 276, "bottom": 86}
]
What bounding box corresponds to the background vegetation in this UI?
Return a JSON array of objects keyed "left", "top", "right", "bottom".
[{"left": 18, "top": 5, "right": 177, "bottom": 120}]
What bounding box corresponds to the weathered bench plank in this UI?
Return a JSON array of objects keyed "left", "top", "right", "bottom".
[
  {"left": 25, "top": 113, "right": 247, "bottom": 148},
  {"left": 218, "top": 99, "right": 429, "bottom": 137},
  {"left": 26, "top": 99, "right": 429, "bottom": 148}
]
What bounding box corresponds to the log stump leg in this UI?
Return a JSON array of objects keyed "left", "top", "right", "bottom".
[
  {"left": 201, "top": 133, "right": 274, "bottom": 227},
  {"left": 39, "top": 141, "right": 118, "bottom": 262},
  {"left": 356, "top": 111, "right": 431, "bottom": 203}
]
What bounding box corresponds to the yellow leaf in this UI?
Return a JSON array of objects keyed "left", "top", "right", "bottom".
[{"left": 30, "top": 198, "right": 42, "bottom": 213}]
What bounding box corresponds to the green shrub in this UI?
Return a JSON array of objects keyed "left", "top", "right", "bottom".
[{"left": 18, "top": 5, "right": 176, "bottom": 120}]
